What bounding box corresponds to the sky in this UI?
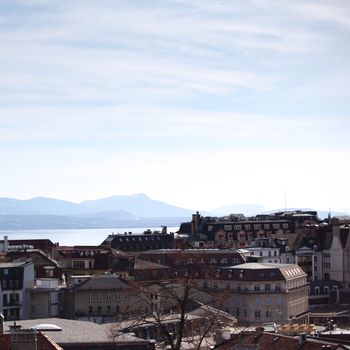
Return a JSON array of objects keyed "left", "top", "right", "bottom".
[{"left": 1, "top": 0, "right": 350, "bottom": 213}]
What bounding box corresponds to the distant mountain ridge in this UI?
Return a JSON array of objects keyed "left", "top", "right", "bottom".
[
  {"left": 0, "top": 194, "right": 193, "bottom": 217},
  {"left": 0, "top": 195, "right": 346, "bottom": 230},
  {"left": 0, "top": 194, "right": 194, "bottom": 230}
]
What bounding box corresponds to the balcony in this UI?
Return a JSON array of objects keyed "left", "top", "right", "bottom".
[{"left": 3, "top": 301, "right": 21, "bottom": 307}]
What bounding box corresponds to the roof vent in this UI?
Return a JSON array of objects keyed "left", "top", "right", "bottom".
[{"left": 31, "top": 324, "right": 62, "bottom": 331}]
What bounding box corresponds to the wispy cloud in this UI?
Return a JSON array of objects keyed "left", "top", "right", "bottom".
[{"left": 1, "top": 0, "right": 349, "bottom": 210}]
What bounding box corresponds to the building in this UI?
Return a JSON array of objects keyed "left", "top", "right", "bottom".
[
  {"left": 137, "top": 248, "right": 248, "bottom": 268},
  {"left": 73, "top": 273, "right": 134, "bottom": 322},
  {"left": 0, "top": 314, "right": 63, "bottom": 350},
  {"left": 200, "top": 262, "right": 309, "bottom": 325},
  {"left": 246, "top": 237, "right": 281, "bottom": 264},
  {"left": 4, "top": 317, "right": 155, "bottom": 350},
  {"left": 53, "top": 245, "right": 116, "bottom": 282},
  {"left": 101, "top": 232, "right": 175, "bottom": 252},
  {"left": 3, "top": 249, "right": 62, "bottom": 281},
  {"left": 29, "top": 278, "right": 60, "bottom": 319},
  {"left": 0, "top": 261, "right": 34, "bottom": 320},
  {"left": 178, "top": 211, "right": 319, "bottom": 248},
  {"left": 216, "top": 330, "right": 349, "bottom": 350}
]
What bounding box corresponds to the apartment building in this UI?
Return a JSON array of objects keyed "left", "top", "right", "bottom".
[
  {"left": 0, "top": 261, "right": 34, "bottom": 320},
  {"left": 199, "top": 262, "right": 309, "bottom": 325},
  {"left": 28, "top": 278, "right": 60, "bottom": 319},
  {"left": 74, "top": 273, "right": 134, "bottom": 321},
  {"left": 101, "top": 232, "right": 175, "bottom": 251}
]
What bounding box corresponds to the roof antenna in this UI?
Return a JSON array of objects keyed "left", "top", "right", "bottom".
[{"left": 284, "top": 188, "right": 287, "bottom": 212}]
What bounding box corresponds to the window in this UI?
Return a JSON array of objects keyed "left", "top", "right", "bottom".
[
  {"left": 245, "top": 225, "right": 251, "bottom": 230},
  {"left": 266, "top": 310, "right": 272, "bottom": 317},
  {"left": 224, "top": 225, "right": 232, "bottom": 231},
  {"left": 107, "top": 305, "right": 111, "bottom": 314},
  {"left": 98, "top": 293, "right": 102, "bottom": 301},
  {"left": 125, "top": 292, "right": 129, "bottom": 300},
  {"left": 264, "top": 284, "right": 270, "bottom": 291},
  {"left": 116, "top": 293, "right": 120, "bottom": 301},
  {"left": 254, "top": 224, "right": 261, "bottom": 230},
  {"left": 73, "top": 261, "right": 85, "bottom": 269},
  {"left": 254, "top": 285, "right": 260, "bottom": 291},
  {"left": 89, "top": 293, "right": 93, "bottom": 302},
  {"left": 88, "top": 306, "right": 93, "bottom": 315},
  {"left": 236, "top": 308, "right": 240, "bottom": 316},
  {"left": 275, "top": 284, "right": 281, "bottom": 292},
  {"left": 203, "top": 282, "right": 208, "bottom": 289},
  {"left": 97, "top": 306, "right": 102, "bottom": 315},
  {"left": 237, "top": 284, "right": 241, "bottom": 291},
  {"left": 234, "top": 225, "right": 241, "bottom": 230},
  {"left": 324, "top": 286, "right": 329, "bottom": 294},
  {"left": 255, "top": 309, "right": 261, "bottom": 318},
  {"left": 116, "top": 305, "right": 120, "bottom": 313},
  {"left": 315, "top": 287, "right": 320, "bottom": 295}
]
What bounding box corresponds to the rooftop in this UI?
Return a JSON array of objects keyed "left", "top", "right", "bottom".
[{"left": 4, "top": 318, "right": 150, "bottom": 346}]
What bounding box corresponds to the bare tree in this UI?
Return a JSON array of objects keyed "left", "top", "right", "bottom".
[{"left": 110, "top": 261, "right": 238, "bottom": 350}]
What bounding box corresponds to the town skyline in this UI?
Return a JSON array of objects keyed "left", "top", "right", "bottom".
[{"left": 1, "top": 1, "right": 349, "bottom": 213}]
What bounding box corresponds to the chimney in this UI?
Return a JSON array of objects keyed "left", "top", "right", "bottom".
[
  {"left": 10, "top": 326, "right": 37, "bottom": 350},
  {"left": 0, "top": 313, "right": 4, "bottom": 334},
  {"left": 299, "top": 333, "right": 307, "bottom": 345},
  {"left": 4, "top": 236, "right": 8, "bottom": 252}
]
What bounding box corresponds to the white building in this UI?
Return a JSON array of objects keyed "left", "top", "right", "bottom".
[{"left": 0, "top": 261, "right": 34, "bottom": 320}]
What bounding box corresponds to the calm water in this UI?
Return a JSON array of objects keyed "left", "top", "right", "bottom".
[{"left": 0, "top": 226, "right": 179, "bottom": 246}]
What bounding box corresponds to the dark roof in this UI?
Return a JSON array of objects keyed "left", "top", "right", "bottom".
[
  {"left": 2, "top": 239, "right": 56, "bottom": 249},
  {"left": 75, "top": 273, "right": 130, "bottom": 290},
  {"left": 217, "top": 331, "right": 346, "bottom": 350},
  {"left": 133, "top": 258, "right": 169, "bottom": 270}
]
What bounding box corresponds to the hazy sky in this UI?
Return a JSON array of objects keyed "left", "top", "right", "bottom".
[{"left": 1, "top": 0, "right": 350, "bottom": 213}]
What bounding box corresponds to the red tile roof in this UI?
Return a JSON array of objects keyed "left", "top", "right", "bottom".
[{"left": 0, "top": 332, "right": 63, "bottom": 350}]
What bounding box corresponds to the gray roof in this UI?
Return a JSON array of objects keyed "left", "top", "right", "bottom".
[
  {"left": 229, "top": 262, "right": 295, "bottom": 270},
  {"left": 0, "top": 261, "right": 31, "bottom": 268},
  {"left": 4, "top": 318, "right": 149, "bottom": 345},
  {"left": 75, "top": 273, "right": 131, "bottom": 290}
]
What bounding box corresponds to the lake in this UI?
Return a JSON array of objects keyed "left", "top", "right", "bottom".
[{"left": 0, "top": 226, "right": 179, "bottom": 246}]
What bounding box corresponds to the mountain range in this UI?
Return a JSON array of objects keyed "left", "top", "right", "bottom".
[
  {"left": 0, "top": 194, "right": 194, "bottom": 230},
  {"left": 0, "top": 194, "right": 345, "bottom": 230}
]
